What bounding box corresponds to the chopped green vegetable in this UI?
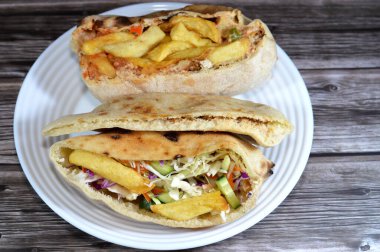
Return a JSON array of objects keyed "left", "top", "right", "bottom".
[
  {"left": 151, "top": 161, "right": 174, "bottom": 175},
  {"left": 216, "top": 176, "right": 241, "bottom": 209},
  {"left": 157, "top": 192, "right": 175, "bottom": 203},
  {"left": 139, "top": 196, "right": 153, "bottom": 210},
  {"left": 229, "top": 28, "right": 242, "bottom": 42},
  {"left": 148, "top": 192, "right": 162, "bottom": 205},
  {"left": 222, "top": 155, "right": 231, "bottom": 171}
]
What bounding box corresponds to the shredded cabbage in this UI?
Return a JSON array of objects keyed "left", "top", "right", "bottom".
[{"left": 142, "top": 150, "right": 247, "bottom": 201}]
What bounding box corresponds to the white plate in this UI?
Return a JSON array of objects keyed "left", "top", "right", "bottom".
[{"left": 14, "top": 2, "right": 313, "bottom": 250}]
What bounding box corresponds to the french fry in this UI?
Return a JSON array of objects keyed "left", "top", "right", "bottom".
[
  {"left": 160, "top": 35, "right": 172, "bottom": 43},
  {"left": 207, "top": 38, "right": 250, "bottom": 65},
  {"left": 147, "top": 41, "right": 193, "bottom": 62},
  {"left": 170, "top": 22, "right": 213, "bottom": 47},
  {"left": 69, "top": 149, "right": 154, "bottom": 194},
  {"left": 127, "top": 57, "right": 177, "bottom": 74},
  {"left": 166, "top": 47, "right": 211, "bottom": 60},
  {"left": 82, "top": 32, "right": 135, "bottom": 55},
  {"left": 104, "top": 26, "right": 166, "bottom": 58},
  {"left": 150, "top": 191, "right": 228, "bottom": 221},
  {"left": 169, "top": 16, "right": 221, "bottom": 43},
  {"left": 158, "top": 22, "right": 172, "bottom": 32},
  {"left": 86, "top": 54, "right": 116, "bottom": 78}
]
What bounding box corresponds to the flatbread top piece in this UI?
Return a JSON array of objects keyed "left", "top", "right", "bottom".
[
  {"left": 72, "top": 5, "right": 249, "bottom": 53},
  {"left": 42, "top": 93, "right": 293, "bottom": 147}
]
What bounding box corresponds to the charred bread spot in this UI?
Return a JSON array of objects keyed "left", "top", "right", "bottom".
[
  {"left": 103, "top": 151, "right": 109, "bottom": 156},
  {"left": 98, "top": 111, "right": 108, "bottom": 115},
  {"left": 111, "top": 134, "right": 121, "bottom": 140},
  {"left": 133, "top": 105, "right": 143, "bottom": 111},
  {"left": 114, "top": 16, "right": 133, "bottom": 27},
  {"left": 268, "top": 169, "right": 274, "bottom": 175},
  {"left": 93, "top": 20, "right": 104, "bottom": 30},
  {"left": 164, "top": 132, "right": 178, "bottom": 142},
  {"left": 164, "top": 151, "right": 169, "bottom": 155},
  {"left": 174, "top": 154, "right": 184, "bottom": 159},
  {"left": 131, "top": 105, "right": 154, "bottom": 113}
]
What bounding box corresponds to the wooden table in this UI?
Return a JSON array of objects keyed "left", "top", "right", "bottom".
[{"left": 1, "top": 0, "right": 379, "bottom": 251}]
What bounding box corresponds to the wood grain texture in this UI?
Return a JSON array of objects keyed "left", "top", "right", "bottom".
[
  {"left": 1, "top": 156, "right": 379, "bottom": 251},
  {"left": 1, "top": 0, "right": 380, "bottom": 77},
  {"left": 0, "top": 0, "right": 380, "bottom": 251}
]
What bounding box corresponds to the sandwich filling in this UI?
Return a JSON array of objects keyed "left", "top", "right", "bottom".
[
  {"left": 74, "top": 9, "right": 266, "bottom": 78},
  {"left": 63, "top": 148, "right": 261, "bottom": 221}
]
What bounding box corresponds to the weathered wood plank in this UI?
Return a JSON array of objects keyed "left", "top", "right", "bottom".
[
  {"left": 304, "top": 68, "right": 380, "bottom": 153},
  {"left": 1, "top": 155, "right": 379, "bottom": 251},
  {"left": 0, "top": 1, "right": 379, "bottom": 74},
  {"left": 0, "top": 0, "right": 379, "bottom": 14}
]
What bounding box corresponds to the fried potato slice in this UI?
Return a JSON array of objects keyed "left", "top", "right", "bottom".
[
  {"left": 169, "top": 16, "right": 221, "bottom": 43},
  {"left": 207, "top": 38, "right": 250, "bottom": 65},
  {"left": 166, "top": 46, "right": 211, "bottom": 60},
  {"left": 170, "top": 22, "right": 213, "bottom": 47},
  {"left": 86, "top": 54, "right": 116, "bottom": 78},
  {"left": 126, "top": 57, "right": 177, "bottom": 74},
  {"left": 82, "top": 32, "right": 135, "bottom": 55},
  {"left": 150, "top": 191, "right": 229, "bottom": 221},
  {"left": 147, "top": 41, "right": 193, "bottom": 62},
  {"left": 69, "top": 149, "right": 154, "bottom": 194},
  {"left": 160, "top": 35, "right": 172, "bottom": 43},
  {"left": 104, "top": 26, "right": 165, "bottom": 58},
  {"left": 158, "top": 22, "right": 172, "bottom": 32}
]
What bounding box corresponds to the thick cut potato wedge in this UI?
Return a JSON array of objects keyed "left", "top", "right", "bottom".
[
  {"left": 150, "top": 191, "right": 229, "bottom": 221},
  {"left": 166, "top": 47, "right": 211, "bottom": 60},
  {"left": 82, "top": 32, "right": 135, "bottom": 55},
  {"left": 147, "top": 41, "right": 193, "bottom": 62},
  {"left": 103, "top": 26, "right": 165, "bottom": 58},
  {"left": 207, "top": 38, "right": 250, "bottom": 65},
  {"left": 170, "top": 22, "right": 213, "bottom": 47},
  {"left": 69, "top": 149, "right": 154, "bottom": 194},
  {"left": 86, "top": 54, "right": 116, "bottom": 78},
  {"left": 170, "top": 16, "right": 221, "bottom": 43}
]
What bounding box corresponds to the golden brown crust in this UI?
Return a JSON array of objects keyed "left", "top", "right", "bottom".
[
  {"left": 42, "top": 93, "right": 293, "bottom": 147},
  {"left": 71, "top": 5, "right": 277, "bottom": 100},
  {"left": 50, "top": 131, "right": 273, "bottom": 228}
]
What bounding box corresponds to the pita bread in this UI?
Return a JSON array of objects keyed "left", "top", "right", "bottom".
[
  {"left": 72, "top": 5, "right": 277, "bottom": 101},
  {"left": 50, "top": 131, "right": 274, "bottom": 228},
  {"left": 43, "top": 93, "right": 293, "bottom": 147}
]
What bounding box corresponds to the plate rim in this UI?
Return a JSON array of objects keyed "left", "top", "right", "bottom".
[{"left": 13, "top": 2, "right": 314, "bottom": 250}]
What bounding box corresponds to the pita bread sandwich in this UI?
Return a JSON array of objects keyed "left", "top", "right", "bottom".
[
  {"left": 72, "top": 5, "right": 277, "bottom": 102},
  {"left": 43, "top": 94, "right": 292, "bottom": 228}
]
